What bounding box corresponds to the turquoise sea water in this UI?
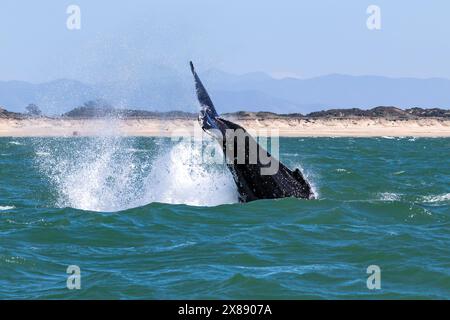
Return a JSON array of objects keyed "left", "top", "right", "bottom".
[{"left": 0, "top": 136, "right": 449, "bottom": 299}]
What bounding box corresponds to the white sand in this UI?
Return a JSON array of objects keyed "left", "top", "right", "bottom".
[{"left": 0, "top": 117, "right": 449, "bottom": 137}]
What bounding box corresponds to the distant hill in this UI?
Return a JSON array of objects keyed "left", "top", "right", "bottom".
[
  {"left": 1, "top": 68, "right": 450, "bottom": 115},
  {"left": 0, "top": 106, "right": 23, "bottom": 119},
  {"left": 202, "top": 70, "right": 450, "bottom": 113},
  {"left": 307, "top": 106, "right": 450, "bottom": 119},
  {"left": 2, "top": 105, "right": 449, "bottom": 120},
  {"left": 0, "top": 79, "right": 96, "bottom": 115},
  {"left": 61, "top": 105, "right": 450, "bottom": 120},
  {"left": 63, "top": 105, "right": 197, "bottom": 119},
  {"left": 62, "top": 100, "right": 197, "bottom": 119}
]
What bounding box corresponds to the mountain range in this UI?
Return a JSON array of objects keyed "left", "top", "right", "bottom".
[{"left": 1, "top": 67, "right": 450, "bottom": 115}]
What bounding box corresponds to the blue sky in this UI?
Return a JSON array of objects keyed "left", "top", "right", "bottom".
[{"left": 0, "top": 0, "right": 449, "bottom": 83}]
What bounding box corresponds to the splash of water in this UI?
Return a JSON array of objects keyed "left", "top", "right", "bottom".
[
  {"left": 136, "top": 142, "right": 238, "bottom": 207},
  {"left": 36, "top": 137, "right": 238, "bottom": 211}
]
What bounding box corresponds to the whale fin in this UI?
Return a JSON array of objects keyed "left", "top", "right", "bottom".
[
  {"left": 190, "top": 61, "right": 219, "bottom": 118},
  {"left": 189, "top": 62, "right": 314, "bottom": 201},
  {"left": 190, "top": 61, "right": 221, "bottom": 132}
]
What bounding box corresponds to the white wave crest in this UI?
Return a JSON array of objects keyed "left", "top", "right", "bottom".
[
  {"left": 0, "top": 205, "right": 15, "bottom": 211},
  {"left": 379, "top": 192, "right": 401, "bottom": 201},
  {"left": 421, "top": 193, "right": 450, "bottom": 203}
]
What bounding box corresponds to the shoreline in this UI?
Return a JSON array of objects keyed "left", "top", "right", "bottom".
[{"left": 1, "top": 117, "right": 449, "bottom": 137}]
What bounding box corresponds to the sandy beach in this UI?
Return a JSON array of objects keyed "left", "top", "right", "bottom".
[{"left": 0, "top": 117, "right": 449, "bottom": 137}]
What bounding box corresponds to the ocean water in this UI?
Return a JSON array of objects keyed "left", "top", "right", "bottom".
[{"left": 0, "top": 136, "right": 449, "bottom": 299}]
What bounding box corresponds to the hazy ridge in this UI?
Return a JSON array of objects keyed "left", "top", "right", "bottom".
[{"left": 1, "top": 68, "right": 450, "bottom": 115}]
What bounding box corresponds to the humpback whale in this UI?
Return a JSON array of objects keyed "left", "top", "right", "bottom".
[{"left": 190, "top": 61, "right": 314, "bottom": 202}]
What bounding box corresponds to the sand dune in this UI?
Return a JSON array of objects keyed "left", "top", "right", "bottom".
[{"left": 1, "top": 117, "right": 449, "bottom": 137}]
